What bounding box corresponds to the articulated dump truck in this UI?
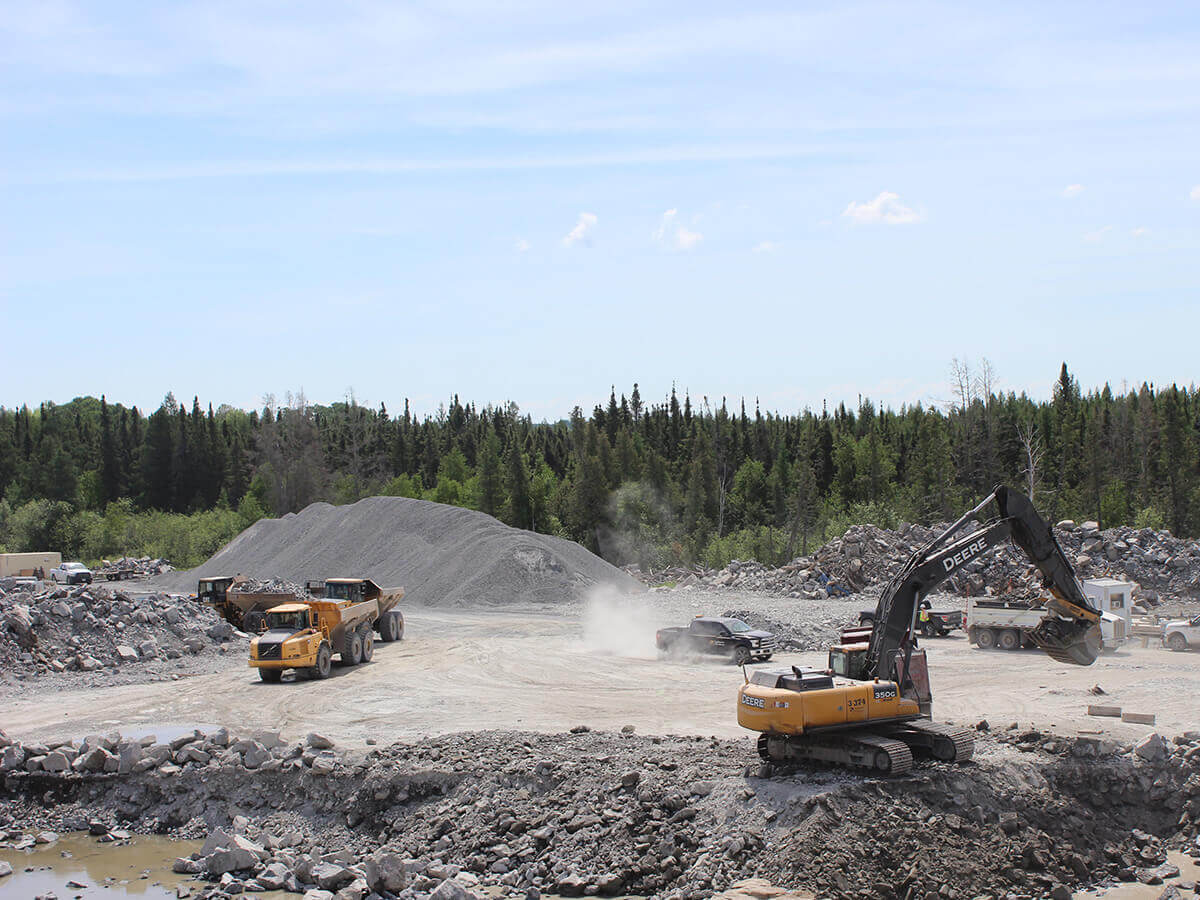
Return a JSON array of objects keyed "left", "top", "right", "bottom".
[
  {"left": 198, "top": 575, "right": 298, "bottom": 632},
  {"left": 248, "top": 578, "right": 405, "bottom": 683}
]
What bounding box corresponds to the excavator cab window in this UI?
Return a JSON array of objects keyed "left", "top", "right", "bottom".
[{"left": 829, "top": 645, "right": 868, "bottom": 680}]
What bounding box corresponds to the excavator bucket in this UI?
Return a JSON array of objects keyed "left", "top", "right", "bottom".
[{"left": 1030, "top": 616, "right": 1102, "bottom": 666}]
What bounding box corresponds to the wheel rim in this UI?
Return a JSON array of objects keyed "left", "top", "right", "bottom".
[{"left": 978, "top": 630, "right": 995, "bottom": 648}]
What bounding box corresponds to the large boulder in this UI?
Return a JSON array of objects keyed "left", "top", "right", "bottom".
[{"left": 364, "top": 852, "right": 408, "bottom": 893}]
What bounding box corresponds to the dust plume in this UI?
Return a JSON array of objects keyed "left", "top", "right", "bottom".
[{"left": 579, "top": 585, "right": 659, "bottom": 659}]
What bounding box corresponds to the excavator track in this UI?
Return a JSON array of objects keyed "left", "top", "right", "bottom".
[
  {"left": 756, "top": 732, "right": 914, "bottom": 776},
  {"left": 887, "top": 720, "right": 975, "bottom": 762}
]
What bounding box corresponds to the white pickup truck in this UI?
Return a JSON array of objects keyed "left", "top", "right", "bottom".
[
  {"left": 1164, "top": 615, "right": 1200, "bottom": 651},
  {"left": 967, "top": 597, "right": 1126, "bottom": 651}
]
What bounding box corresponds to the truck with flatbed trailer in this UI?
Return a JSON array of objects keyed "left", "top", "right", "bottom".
[{"left": 860, "top": 599, "right": 962, "bottom": 637}]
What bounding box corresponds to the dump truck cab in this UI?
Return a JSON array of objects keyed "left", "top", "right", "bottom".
[
  {"left": 324, "top": 577, "right": 379, "bottom": 603},
  {"left": 197, "top": 575, "right": 242, "bottom": 607}
]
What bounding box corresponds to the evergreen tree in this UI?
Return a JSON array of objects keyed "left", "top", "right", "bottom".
[
  {"left": 99, "top": 395, "right": 120, "bottom": 503},
  {"left": 503, "top": 437, "right": 532, "bottom": 529},
  {"left": 476, "top": 428, "right": 504, "bottom": 518}
]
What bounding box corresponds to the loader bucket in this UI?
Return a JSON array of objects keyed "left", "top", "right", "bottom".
[{"left": 1030, "top": 617, "right": 1102, "bottom": 666}]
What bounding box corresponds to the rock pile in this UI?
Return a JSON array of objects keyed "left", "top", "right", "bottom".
[
  {"left": 636, "top": 520, "right": 1200, "bottom": 606},
  {"left": 2, "top": 726, "right": 1198, "bottom": 899},
  {"left": 0, "top": 582, "right": 237, "bottom": 677},
  {"left": 230, "top": 577, "right": 311, "bottom": 598}
]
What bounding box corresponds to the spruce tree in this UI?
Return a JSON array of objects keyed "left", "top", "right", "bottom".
[
  {"left": 504, "top": 437, "right": 532, "bottom": 529},
  {"left": 477, "top": 428, "right": 504, "bottom": 517}
]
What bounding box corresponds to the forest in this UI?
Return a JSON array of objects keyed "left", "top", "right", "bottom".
[{"left": 0, "top": 362, "right": 1197, "bottom": 570}]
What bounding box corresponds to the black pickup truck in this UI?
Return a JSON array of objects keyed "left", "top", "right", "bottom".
[
  {"left": 656, "top": 617, "right": 776, "bottom": 664},
  {"left": 858, "top": 600, "right": 964, "bottom": 637}
]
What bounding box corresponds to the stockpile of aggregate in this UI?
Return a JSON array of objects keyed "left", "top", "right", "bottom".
[{"left": 156, "top": 497, "right": 638, "bottom": 606}]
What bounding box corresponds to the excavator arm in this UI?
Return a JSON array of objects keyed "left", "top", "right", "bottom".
[{"left": 866, "top": 486, "right": 1103, "bottom": 683}]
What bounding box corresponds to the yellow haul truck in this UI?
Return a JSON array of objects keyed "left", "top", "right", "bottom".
[{"left": 248, "top": 578, "right": 404, "bottom": 682}]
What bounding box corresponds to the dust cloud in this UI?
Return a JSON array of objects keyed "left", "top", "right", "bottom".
[{"left": 579, "top": 586, "right": 660, "bottom": 659}]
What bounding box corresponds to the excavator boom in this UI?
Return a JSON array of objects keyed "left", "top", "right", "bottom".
[{"left": 867, "top": 485, "right": 1102, "bottom": 683}]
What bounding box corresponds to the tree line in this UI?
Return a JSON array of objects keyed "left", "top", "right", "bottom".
[{"left": 1, "top": 363, "right": 1197, "bottom": 569}]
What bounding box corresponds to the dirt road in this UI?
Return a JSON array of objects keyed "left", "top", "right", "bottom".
[{"left": 4, "top": 601, "right": 1197, "bottom": 747}]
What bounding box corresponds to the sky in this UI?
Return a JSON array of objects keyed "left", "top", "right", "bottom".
[{"left": 2, "top": 1, "right": 1198, "bottom": 421}]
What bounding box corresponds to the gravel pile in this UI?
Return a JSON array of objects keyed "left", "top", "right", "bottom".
[
  {"left": 0, "top": 582, "right": 239, "bottom": 679},
  {"left": 637, "top": 519, "right": 1200, "bottom": 608},
  {"left": 154, "top": 497, "right": 639, "bottom": 606},
  {"left": 2, "top": 726, "right": 1198, "bottom": 899}
]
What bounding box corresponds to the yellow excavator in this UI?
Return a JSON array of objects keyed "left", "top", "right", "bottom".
[{"left": 738, "top": 486, "right": 1103, "bottom": 775}]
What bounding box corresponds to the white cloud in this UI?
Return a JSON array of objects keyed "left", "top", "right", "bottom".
[
  {"left": 1131, "top": 227, "right": 1148, "bottom": 237},
  {"left": 753, "top": 241, "right": 778, "bottom": 253},
  {"left": 1062, "top": 184, "right": 1084, "bottom": 198},
  {"left": 1191, "top": 185, "right": 1200, "bottom": 202},
  {"left": 562, "top": 212, "right": 597, "bottom": 247},
  {"left": 654, "top": 208, "right": 703, "bottom": 250},
  {"left": 842, "top": 191, "right": 922, "bottom": 225},
  {"left": 1084, "top": 225, "right": 1113, "bottom": 242},
  {"left": 515, "top": 238, "right": 530, "bottom": 252},
  {"left": 675, "top": 226, "right": 703, "bottom": 250},
  {"left": 653, "top": 208, "right": 678, "bottom": 242}
]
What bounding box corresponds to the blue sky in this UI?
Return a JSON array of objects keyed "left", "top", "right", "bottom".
[{"left": 2, "top": 1, "right": 1198, "bottom": 420}]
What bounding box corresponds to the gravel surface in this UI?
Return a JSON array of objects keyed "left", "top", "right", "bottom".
[{"left": 149, "top": 496, "right": 639, "bottom": 606}]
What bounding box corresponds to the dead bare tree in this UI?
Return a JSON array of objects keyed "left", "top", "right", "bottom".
[
  {"left": 950, "top": 357, "right": 975, "bottom": 413},
  {"left": 1016, "top": 420, "right": 1045, "bottom": 503}
]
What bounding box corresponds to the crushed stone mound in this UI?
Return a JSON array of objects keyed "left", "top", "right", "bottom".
[
  {"left": 155, "top": 496, "right": 639, "bottom": 606},
  {"left": 0, "top": 582, "right": 236, "bottom": 677}
]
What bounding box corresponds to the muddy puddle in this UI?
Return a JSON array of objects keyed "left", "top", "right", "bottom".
[
  {"left": 0, "top": 832, "right": 201, "bottom": 898},
  {"left": 1075, "top": 851, "right": 1200, "bottom": 898}
]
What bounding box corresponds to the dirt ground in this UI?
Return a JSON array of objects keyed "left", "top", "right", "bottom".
[{"left": 4, "top": 592, "right": 1198, "bottom": 747}]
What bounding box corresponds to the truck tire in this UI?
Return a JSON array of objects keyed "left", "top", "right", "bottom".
[
  {"left": 258, "top": 668, "right": 282, "bottom": 683},
  {"left": 976, "top": 628, "right": 997, "bottom": 649},
  {"left": 378, "top": 611, "right": 398, "bottom": 642},
  {"left": 1166, "top": 632, "right": 1188, "bottom": 651},
  {"left": 243, "top": 611, "right": 265, "bottom": 634},
  {"left": 308, "top": 644, "right": 332, "bottom": 679},
  {"left": 998, "top": 629, "right": 1021, "bottom": 651},
  {"left": 732, "top": 646, "right": 751, "bottom": 666},
  {"left": 342, "top": 632, "right": 363, "bottom": 666},
  {"left": 361, "top": 627, "right": 374, "bottom": 662}
]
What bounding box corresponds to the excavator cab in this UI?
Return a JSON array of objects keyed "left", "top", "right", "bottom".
[{"left": 828, "top": 643, "right": 869, "bottom": 680}]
